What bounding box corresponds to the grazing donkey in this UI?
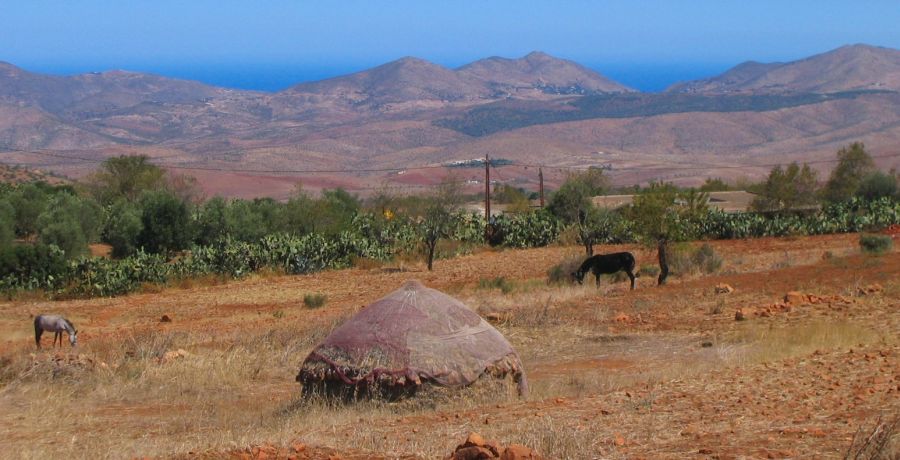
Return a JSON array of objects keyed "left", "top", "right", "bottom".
[
  {"left": 572, "top": 252, "right": 637, "bottom": 290},
  {"left": 34, "top": 315, "right": 77, "bottom": 349}
]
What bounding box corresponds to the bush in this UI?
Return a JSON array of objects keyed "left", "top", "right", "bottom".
[
  {"left": 137, "top": 191, "right": 192, "bottom": 255},
  {"left": 303, "top": 293, "right": 327, "bottom": 309},
  {"left": 547, "top": 255, "right": 584, "bottom": 285},
  {"left": 692, "top": 243, "right": 723, "bottom": 274},
  {"left": 859, "top": 234, "right": 893, "bottom": 255},
  {"left": 0, "top": 243, "right": 68, "bottom": 293},
  {"left": 477, "top": 276, "right": 515, "bottom": 294},
  {"left": 666, "top": 243, "right": 723, "bottom": 276},
  {"left": 103, "top": 199, "right": 143, "bottom": 258},
  {"left": 638, "top": 265, "right": 660, "bottom": 277}
]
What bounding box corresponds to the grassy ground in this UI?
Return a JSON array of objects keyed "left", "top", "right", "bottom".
[{"left": 0, "top": 233, "right": 897, "bottom": 459}]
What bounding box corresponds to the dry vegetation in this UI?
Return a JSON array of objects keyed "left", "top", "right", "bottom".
[{"left": 0, "top": 233, "right": 898, "bottom": 459}]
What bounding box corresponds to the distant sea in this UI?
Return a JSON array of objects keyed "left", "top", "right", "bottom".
[{"left": 25, "top": 61, "right": 732, "bottom": 93}]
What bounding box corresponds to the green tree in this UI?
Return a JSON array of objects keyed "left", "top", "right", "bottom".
[
  {"left": 751, "top": 162, "right": 819, "bottom": 213},
  {"left": 578, "top": 207, "right": 627, "bottom": 256},
  {"left": 493, "top": 184, "right": 531, "bottom": 213},
  {"left": 420, "top": 179, "right": 462, "bottom": 271},
  {"left": 87, "top": 155, "right": 166, "bottom": 204},
  {"left": 8, "top": 183, "right": 49, "bottom": 239},
  {"left": 137, "top": 191, "right": 192, "bottom": 255},
  {"left": 823, "top": 142, "right": 875, "bottom": 203},
  {"left": 699, "top": 177, "right": 731, "bottom": 192},
  {"left": 314, "top": 188, "right": 360, "bottom": 235},
  {"left": 103, "top": 198, "right": 144, "bottom": 258},
  {"left": 0, "top": 199, "right": 14, "bottom": 247},
  {"left": 627, "top": 182, "right": 707, "bottom": 285},
  {"left": 547, "top": 168, "right": 608, "bottom": 224},
  {"left": 194, "top": 196, "right": 230, "bottom": 245},
  {"left": 856, "top": 172, "right": 897, "bottom": 201},
  {"left": 36, "top": 193, "right": 102, "bottom": 258}
]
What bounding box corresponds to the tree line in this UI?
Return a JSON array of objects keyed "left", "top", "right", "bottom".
[{"left": 1, "top": 142, "right": 897, "bottom": 297}]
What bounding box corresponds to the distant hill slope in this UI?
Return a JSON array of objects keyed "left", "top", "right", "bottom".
[
  {"left": 279, "top": 51, "right": 631, "bottom": 107},
  {"left": 2, "top": 45, "right": 900, "bottom": 196},
  {"left": 457, "top": 51, "right": 633, "bottom": 95},
  {"left": 0, "top": 163, "right": 70, "bottom": 186},
  {"left": 667, "top": 44, "right": 900, "bottom": 94}
]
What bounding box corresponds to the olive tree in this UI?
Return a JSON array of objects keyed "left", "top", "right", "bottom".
[
  {"left": 751, "top": 162, "right": 819, "bottom": 213},
  {"left": 86, "top": 155, "right": 166, "bottom": 204},
  {"left": 420, "top": 179, "right": 462, "bottom": 271},
  {"left": 627, "top": 183, "right": 707, "bottom": 285},
  {"left": 823, "top": 142, "right": 875, "bottom": 203}
]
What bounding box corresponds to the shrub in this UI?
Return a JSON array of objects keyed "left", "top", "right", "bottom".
[
  {"left": 638, "top": 264, "right": 660, "bottom": 277},
  {"left": 103, "top": 199, "right": 144, "bottom": 258},
  {"left": 666, "top": 244, "right": 694, "bottom": 276},
  {"left": 303, "top": 293, "right": 327, "bottom": 309},
  {"left": 138, "top": 191, "right": 192, "bottom": 255},
  {"left": 547, "top": 255, "right": 584, "bottom": 285},
  {"left": 0, "top": 243, "right": 68, "bottom": 293},
  {"left": 477, "top": 276, "right": 515, "bottom": 294},
  {"left": 859, "top": 234, "right": 893, "bottom": 255},
  {"left": 692, "top": 243, "right": 723, "bottom": 274}
]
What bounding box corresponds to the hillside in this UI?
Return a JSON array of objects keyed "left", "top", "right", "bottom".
[
  {"left": 667, "top": 44, "right": 900, "bottom": 94},
  {"left": 457, "top": 51, "right": 633, "bottom": 95},
  {"left": 2, "top": 45, "right": 900, "bottom": 196}
]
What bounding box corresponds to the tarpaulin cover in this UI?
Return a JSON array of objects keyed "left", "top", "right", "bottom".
[{"left": 296, "top": 280, "right": 527, "bottom": 397}]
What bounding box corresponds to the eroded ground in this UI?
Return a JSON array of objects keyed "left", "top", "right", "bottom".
[{"left": 0, "top": 234, "right": 897, "bottom": 459}]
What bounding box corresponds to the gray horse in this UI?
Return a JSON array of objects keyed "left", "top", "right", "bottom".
[{"left": 34, "top": 315, "right": 77, "bottom": 349}]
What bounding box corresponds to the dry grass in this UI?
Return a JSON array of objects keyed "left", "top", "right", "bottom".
[{"left": 0, "top": 234, "right": 896, "bottom": 459}]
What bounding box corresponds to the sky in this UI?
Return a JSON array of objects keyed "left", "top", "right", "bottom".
[{"left": 1, "top": 1, "right": 898, "bottom": 92}]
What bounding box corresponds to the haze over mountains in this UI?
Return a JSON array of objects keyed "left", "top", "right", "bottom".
[{"left": 2, "top": 44, "right": 900, "bottom": 197}]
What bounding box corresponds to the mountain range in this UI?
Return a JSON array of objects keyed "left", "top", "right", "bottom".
[{"left": 1, "top": 44, "right": 900, "bottom": 198}]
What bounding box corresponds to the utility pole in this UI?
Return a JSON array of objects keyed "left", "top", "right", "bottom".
[
  {"left": 539, "top": 167, "right": 544, "bottom": 207},
  {"left": 484, "top": 154, "right": 491, "bottom": 242}
]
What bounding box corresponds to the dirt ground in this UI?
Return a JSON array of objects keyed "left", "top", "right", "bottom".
[{"left": 0, "top": 233, "right": 897, "bottom": 459}]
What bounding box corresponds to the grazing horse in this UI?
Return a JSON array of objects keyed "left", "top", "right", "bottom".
[
  {"left": 572, "top": 252, "right": 637, "bottom": 290},
  {"left": 34, "top": 315, "right": 77, "bottom": 349}
]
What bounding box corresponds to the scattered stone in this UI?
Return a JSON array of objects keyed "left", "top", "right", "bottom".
[
  {"left": 452, "top": 446, "right": 495, "bottom": 460},
  {"left": 500, "top": 445, "right": 541, "bottom": 460},
  {"left": 461, "top": 432, "right": 486, "bottom": 449},
  {"left": 715, "top": 283, "right": 734, "bottom": 294},
  {"left": 160, "top": 314, "right": 172, "bottom": 323},
  {"left": 614, "top": 434, "right": 626, "bottom": 446},
  {"left": 614, "top": 313, "right": 630, "bottom": 323},
  {"left": 449, "top": 434, "right": 541, "bottom": 460},
  {"left": 701, "top": 341, "right": 713, "bottom": 348},
  {"left": 484, "top": 312, "right": 510, "bottom": 323},
  {"left": 857, "top": 284, "right": 883, "bottom": 296},
  {"left": 735, "top": 309, "right": 748, "bottom": 321},
  {"left": 784, "top": 291, "right": 807, "bottom": 305}
]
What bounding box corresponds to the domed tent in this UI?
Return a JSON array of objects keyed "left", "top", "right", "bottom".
[{"left": 296, "top": 280, "right": 527, "bottom": 399}]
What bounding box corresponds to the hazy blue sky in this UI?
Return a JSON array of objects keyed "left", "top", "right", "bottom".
[{"left": 2, "top": 1, "right": 898, "bottom": 91}]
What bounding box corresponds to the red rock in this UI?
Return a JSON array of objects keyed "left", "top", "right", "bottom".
[
  {"left": 483, "top": 441, "right": 502, "bottom": 457},
  {"left": 462, "top": 432, "right": 487, "bottom": 448},
  {"left": 160, "top": 314, "right": 172, "bottom": 323},
  {"left": 614, "top": 313, "right": 630, "bottom": 323},
  {"left": 291, "top": 443, "right": 306, "bottom": 453},
  {"left": 500, "top": 444, "right": 541, "bottom": 460},
  {"left": 784, "top": 291, "right": 807, "bottom": 305},
  {"left": 614, "top": 434, "right": 626, "bottom": 446},
  {"left": 715, "top": 283, "right": 734, "bottom": 294},
  {"left": 453, "top": 446, "right": 496, "bottom": 460},
  {"left": 699, "top": 448, "right": 714, "bottom": 454},
  {"left": 735, "top": 310, "right": 747, "bottom": 321}
]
